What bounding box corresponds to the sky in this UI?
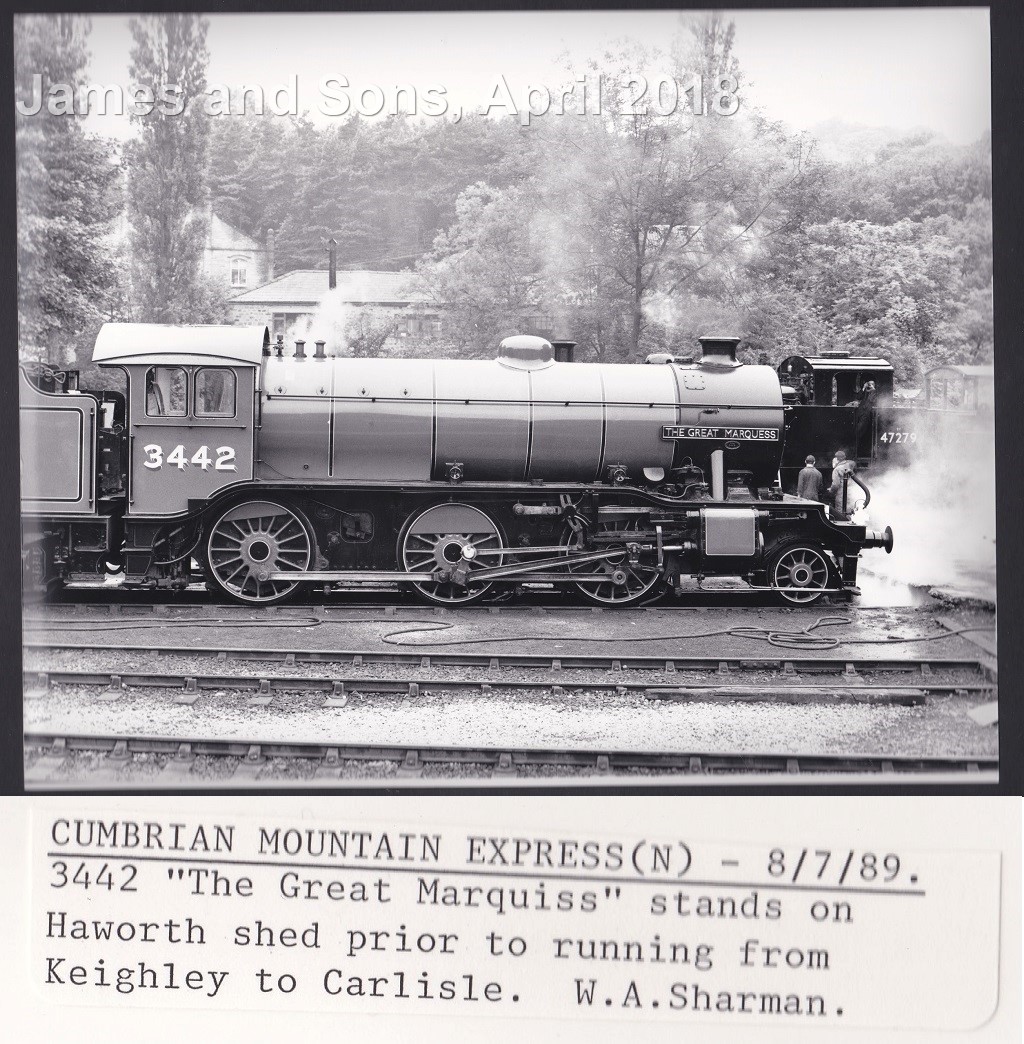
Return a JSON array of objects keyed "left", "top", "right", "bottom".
[{"left": 39, "top": 7, "right": 991, "bottom": 146}]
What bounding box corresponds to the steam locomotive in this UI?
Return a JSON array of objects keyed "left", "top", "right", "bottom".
[
  {"left": 19, "top": 325, "right": 893, "bottom": 606},
  {"left": 775, "top": 351, "right": 993, "bottom": 491}
]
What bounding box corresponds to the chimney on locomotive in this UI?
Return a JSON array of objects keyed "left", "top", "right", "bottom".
[
  {"left": 551, "top": 340, "right": 576, "bottom": 363},
  {"left": 698, "top": 335, "right": 742, "bottom": 368}
]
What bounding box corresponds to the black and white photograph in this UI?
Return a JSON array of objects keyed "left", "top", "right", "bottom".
[{"left": 16, "top": 6, "right": 998, "bottom": 788}]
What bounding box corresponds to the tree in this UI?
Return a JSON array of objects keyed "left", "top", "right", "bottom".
[
  {"left": 530, "top": 19, "right": 805, "bottom": 361},
  {"left": 192, "top": 16, "right": 990, "bottom": 378},
  {"left": 831, "top": 132, "right": 991, "bottom": 226},
  {"left": 416, "top": 182, "right": 547, "bottom": 354},
  {"left": 124, "top": 14, "right": 221, "bottom": 322},
  {"left": 218, "top": 112, "right": 530, "bottom": 275},
  {"left": 15, "top": 15, "right": 121, "bottom": 366},
  {"left": 345, "top": 310, "right": 402, "bottom": 357},
  {"left": 935, "top": 284, "right": 994, "bottom": 363},
  {"left": 208, "top": 108, "right": 297, "bottom": 242},
  {"left": 778, "top": 219, "right": 966, "bottom": 381}
]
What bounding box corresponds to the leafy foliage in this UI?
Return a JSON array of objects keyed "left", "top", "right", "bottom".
[
  {"left": 16, "top": 13, "right": 992, "bottom": 382},
  {"left": 15, "top": 15, "right": 121, "bottom": 365},
  {"left": 417, "top": 183, "right": 546, "bottom": 354},
  {"left": 124, "top": 14, "right": 222, "bottom": 323},
  {"left": 208, "top": 112, "right": 529, "bottom": 273}
]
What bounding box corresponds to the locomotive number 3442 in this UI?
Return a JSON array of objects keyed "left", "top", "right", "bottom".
[{"left": 143, "top": 444, "right": 236, "bottom": 471}]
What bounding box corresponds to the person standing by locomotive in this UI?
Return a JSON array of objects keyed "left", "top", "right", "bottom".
[
  {"left": 828, "top": 450, "right": 857, "bottom": 517},
  {"left": 854, "top": 379, "right": 877, "bottom": 454},
  {"left": 797, "top": 455, "right": 824, "bottom": 501}
]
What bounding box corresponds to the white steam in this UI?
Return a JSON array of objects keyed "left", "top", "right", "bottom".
[
  {"left": 857, "top": 436, "right": 996, "bottom": 600},
  {"left": 286, "top": 289, "right": 354, "bottom": 356}
]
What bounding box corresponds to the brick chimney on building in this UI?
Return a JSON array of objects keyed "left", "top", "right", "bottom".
[{"left": 266, "top": 228, "right": 275, "bottom": 281}]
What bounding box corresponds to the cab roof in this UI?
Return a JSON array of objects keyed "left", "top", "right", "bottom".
[
  {"left": 93, "top": 323, "right": 270, "bottom": 365},
  {"left": 779, "top": 354, "right": 894, "bottom": 373}
]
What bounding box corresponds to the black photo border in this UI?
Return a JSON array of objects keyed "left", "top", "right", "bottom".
[{"left": 1, "top": 0, "right": 1020, "bottom": 797}]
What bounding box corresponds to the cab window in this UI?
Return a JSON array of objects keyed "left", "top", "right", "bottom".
[
  {"left": 195, "top": 368, "right": 236, "bottom": 418},
  {"left": 145, "top": 366, "right": 187, "bottom": 417}
]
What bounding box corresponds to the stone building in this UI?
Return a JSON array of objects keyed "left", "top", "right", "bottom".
[
  {"left": 201, "top": 214, "right": 271, "bottom": 298},
  {"left": 226, "top": 268, "right": 440, "bottom": 346}
]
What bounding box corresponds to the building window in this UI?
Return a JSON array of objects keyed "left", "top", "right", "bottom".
[
  {"left": 231, "top": 258, "right": 248, "bottom": 287},
  {"left": 404, "top": 314, "right": 442, "bottom": 337},
  {"left": 195, "top": 368, "right": 236, "bottom": 418},
  {"left": 146, "top": 366, "right": 187, "bottom": 417},
  {"left": 525, "top": 314, "right": 554, "bottom": 338},
  {"left": 272, "top": 313, "right": 308, "bottom": 340}
]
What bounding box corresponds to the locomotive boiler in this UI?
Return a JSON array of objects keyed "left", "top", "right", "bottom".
[
  {"left": 20, "top": 325, "right": 893, "bottom": 606},
  {"left": 257, "top": 334, "right": 784, "bottom": 487}
]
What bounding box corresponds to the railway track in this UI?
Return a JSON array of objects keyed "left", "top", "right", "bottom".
[
  {"left": 22, "top": 635, "right": 994, "bottom": 680},
  {"left": 22, "top": 665, "right": 992, "bottom": 706},
  {"left": 23, "top": 730, "right": 998, "bottom": 787},
  {"left": 23, "top": 609, "right": 997, "bottom": 784}
]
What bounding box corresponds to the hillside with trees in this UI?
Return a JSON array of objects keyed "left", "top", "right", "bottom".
[{"left": 16, "top": 13, "right": 992, "bottom": 384}]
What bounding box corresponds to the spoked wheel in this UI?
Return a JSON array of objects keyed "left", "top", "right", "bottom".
[
  {"left": 564, "top": 518, "right": 662, "bottom": 606},
  {"left": 399, "top": 503, "right": 503, "bottom": 606},
  {"left": 767, "top": 544, "right": 835, "bottom": 605},
  {"left": 205, "top": 500, "right": 313, "bottom": 605}
]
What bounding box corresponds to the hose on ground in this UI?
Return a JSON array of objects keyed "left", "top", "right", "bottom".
[{"left": 21, "top": 613, "right": 995, "bottom": 652}]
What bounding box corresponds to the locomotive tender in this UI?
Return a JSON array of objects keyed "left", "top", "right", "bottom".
[
  {"left": 20, "top": 325, "right": 893, "bottom": 606},
  {"left": 776, "top": 351, "right": 994, "bottom": 492}
]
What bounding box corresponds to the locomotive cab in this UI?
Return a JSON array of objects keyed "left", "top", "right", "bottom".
[
  {"left": 92, "top": 323, "right": 268, "bottom": 518},
  {"left": 777, "top": 352, "right": 895, "bottom": 491},
  {"left": 88, "top": 323, "right": 269, "bottom": 586}
]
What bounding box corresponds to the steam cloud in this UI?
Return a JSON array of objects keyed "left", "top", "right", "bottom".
[
  {"left": 857, "top": 433, "right": 996, "bottom": 600},
  {"left": 286, "top": 288, "right": 354, "bottom": 355}
]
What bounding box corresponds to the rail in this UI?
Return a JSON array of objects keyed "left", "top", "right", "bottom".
[
  {"left": 24, "top": 667, "right": 993, "bottom": 704},
  {"left": 21, "top": 636, "right": 993, "bottom": 678},
  {"left": 23, "top": 730, "right": 998, "bottom": 787}
]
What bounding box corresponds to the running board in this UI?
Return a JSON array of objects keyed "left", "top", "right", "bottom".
[
  {"left": 268, "top": 570, "right": 435, "bottom": 582},
  {"left": 268, "top": 547, "right": 638, "bottom": 585},
  {"left": 268, "top": 571, "right": 657, "bottom": 586}
]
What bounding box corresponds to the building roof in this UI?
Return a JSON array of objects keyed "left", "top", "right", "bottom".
[
  {"left": 925, "top": 364, "right": 994, "bottom": 379},
  {"left": 93, "top": 323, "right": 270, "bottom": 365},
  {"left": 108, "top": 210, "right": 262, "bottom": 254},
  {"left": 207, "top": 214, "right": 262, "bottom": 253},
  {"left": 229, "top": 269, "right": 427, "bottom": 306}
]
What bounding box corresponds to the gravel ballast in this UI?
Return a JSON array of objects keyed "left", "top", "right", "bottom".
[{"left": 22, "top": 601, "right": 997, "bottom": 775}]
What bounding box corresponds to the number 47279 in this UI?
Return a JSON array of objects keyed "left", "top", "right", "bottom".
[
  {"left": 143, "top": 444, "right": 236, "bottom": 470},
  {"left": 879, "top": 432, "right": 918, "bottom": 444}
]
